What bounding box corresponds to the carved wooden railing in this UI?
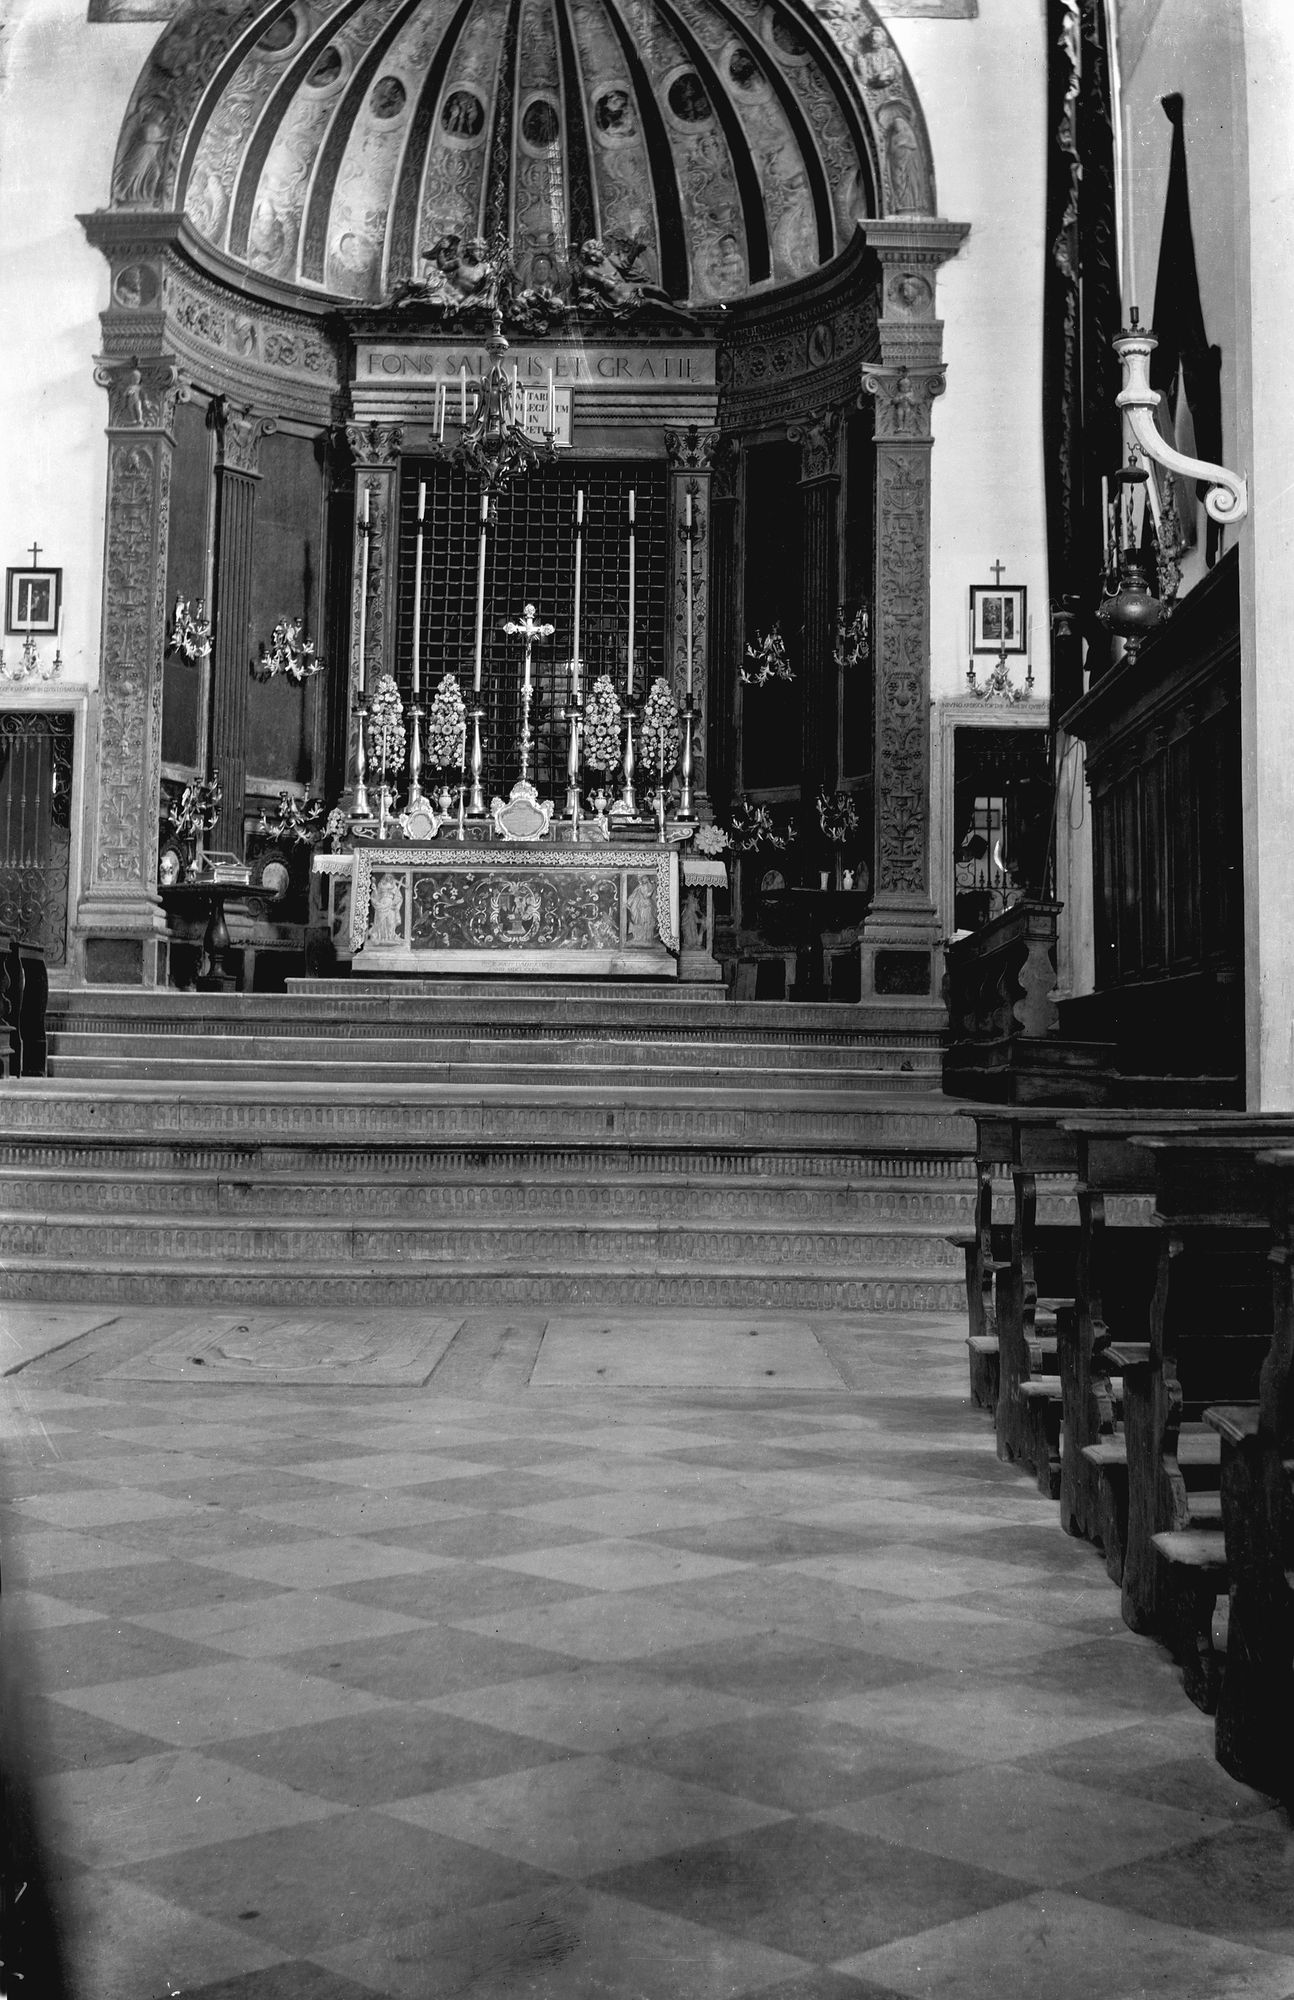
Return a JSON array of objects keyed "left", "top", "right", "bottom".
[{"left": 945, "top": 899, "right": 1062, "bottom": 1046}]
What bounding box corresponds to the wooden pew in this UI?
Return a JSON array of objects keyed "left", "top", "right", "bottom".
[
  {"left": 1112, "top": 1130, "right": 1287, "bottom": 1707},
  {"left": 1208, "top": 1143, "right": 1294, "bottom": 1801}
]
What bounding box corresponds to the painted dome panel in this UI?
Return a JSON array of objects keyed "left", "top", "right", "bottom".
[{"left": 127, "top": 0, "right": 932, "bottom": 305}]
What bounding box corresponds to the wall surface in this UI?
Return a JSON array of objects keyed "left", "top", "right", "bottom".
[{"left": 0, "top": 1, "right": 163, "bottom": 685}]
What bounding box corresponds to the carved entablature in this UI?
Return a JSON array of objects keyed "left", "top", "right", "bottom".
[
  {"left": 859, "top": 361, "right": 947, "bottom": 441},
  {"left": 93, "top": 353, "right": 184, "bottom": 433},
  {"left": 207, "top": 394, "right": 277, "bottom": 476},
  {"left": 790, "top": 410, "right": 844, "bottom": 484}
]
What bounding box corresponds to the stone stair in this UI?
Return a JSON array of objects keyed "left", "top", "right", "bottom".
[{"left": 0, "top": 982, "right": 975, "bottom": 1309}]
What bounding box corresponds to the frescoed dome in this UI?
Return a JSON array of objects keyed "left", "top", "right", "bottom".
[{"left": 111, "top": 0, "right": 934, "bottom": 306}]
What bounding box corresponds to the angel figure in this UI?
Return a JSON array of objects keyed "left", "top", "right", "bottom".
[{"left": 572, "top": 239, "right": 698, "bottom": 325}]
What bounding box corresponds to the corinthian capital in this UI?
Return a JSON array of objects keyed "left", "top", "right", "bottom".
[
  {"left": 345, "top": 421, "right": 405, "bottom": 466},
  {"left": 208, "top": 394, "right": 277, "bottom": 475},
  {"left": 789, "top": 410, "right": 843, "bottom": 484},
  {"left": 665, "top": 425, "right": 719, "bottom": 470},
  {"left": 93, "top": 352, "right": 183, "bottom": 432},
  {"left": 859, "top": 362, "right": 946, "bottom": 440}
]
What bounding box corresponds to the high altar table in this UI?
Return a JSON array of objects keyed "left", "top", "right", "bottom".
[{"left": 313, "top": 841, "right": 686, "bottom": 976}]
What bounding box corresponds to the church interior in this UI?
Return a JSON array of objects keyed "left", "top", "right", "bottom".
[{"left": 2, "top": 0, "right": 1293, "bottom": 1994}]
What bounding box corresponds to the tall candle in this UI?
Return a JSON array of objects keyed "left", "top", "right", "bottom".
[
  {"left": 437, "top": 382, "right": 445, "bottom": 442},
  {"left": 460, "top": 364, "right": 467, "bottom": 425},
  {"left": 627, "top": 488, "right": 636, "bottom": 696},
  {"left": 472, "top": 491, "right": 489, "bottom": 693},
  {"left": 356, "top": 487, "right": 370, "bottom": 695},
  {"left": 547, "top": 368, "right": 554, "bottom": 434},
  {"left": 572, "top": 490, "right": 584, "bottom": 698},
  {"left": 411, "top": 481, "right": 426, "bottom": 695},
  {"left": 684, "top": 489, "right": 694, "bottom": 698}
]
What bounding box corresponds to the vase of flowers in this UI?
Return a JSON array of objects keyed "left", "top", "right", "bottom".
[
  {"left": 583, "top": 674, "right": 622, "bottom": 777},
  {"left": 425, "top": 672, "right": 467, "bottom": 774}
]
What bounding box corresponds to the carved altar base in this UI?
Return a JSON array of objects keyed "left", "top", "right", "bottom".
[{"left": 314, "top": 842, "right": 683, "bottom": 976}]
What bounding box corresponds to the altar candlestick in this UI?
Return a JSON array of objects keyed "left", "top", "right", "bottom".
[
  {"left": 684, "top": 489, "right": 695, "bottom": 698},
  {"left": 356, "top": 484, "right": 371, "bottom": 695},
  {"left": 572, "top": 489, "right": 584, "bottom": 698},
  {"left": 411, "top": 481, "right": 426, "bottom": 695},
  {"left": 627, "top": 488, "right": 636, "bottom": 696},
  {"left": 472, "top": 490, "right": 489, "bottom": 694}
]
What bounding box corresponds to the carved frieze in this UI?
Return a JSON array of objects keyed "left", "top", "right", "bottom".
[
  {"left": 859, "top": 360, "right": 946, "bottom": 440},
  {"left": 93, "top": 353, "right": 183, "bottom": 432}
]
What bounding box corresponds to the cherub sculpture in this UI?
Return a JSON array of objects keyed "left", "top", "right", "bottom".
[{"left": 571, "top": 238, "right": 699, "bottom": 325}]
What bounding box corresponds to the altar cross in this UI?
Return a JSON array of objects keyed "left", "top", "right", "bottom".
[{"left": 502, "top": 602, "right": 555, "bottom": 705}]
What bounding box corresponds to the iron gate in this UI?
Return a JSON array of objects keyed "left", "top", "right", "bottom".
[{"left": 0, "top": 711, "right": 74, "bottom": 965}]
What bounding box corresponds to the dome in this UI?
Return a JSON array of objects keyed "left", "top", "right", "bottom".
[{"left": 111, "top": 0, "right": 934, "bottom": 308}]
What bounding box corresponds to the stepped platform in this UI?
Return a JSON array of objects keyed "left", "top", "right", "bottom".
[{"left": 0, "top": 983, "right": 969, "bottom": 1310}]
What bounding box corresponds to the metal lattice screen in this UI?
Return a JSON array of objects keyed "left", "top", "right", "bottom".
[
  {"left": 0, "top": 712, "right": 73, "bottom": 965},
  {"left": 395, "top": 460, "right": 667, "bottom": 802}
]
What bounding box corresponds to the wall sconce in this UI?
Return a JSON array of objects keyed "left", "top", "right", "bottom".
[
  {"left": 255, "top": 617, "right": 322, "bottom": 683},
  {"left": 0, "top": 631, "right": 61, "bottom": 683},
  {"left": 1114, "top": 310, "right": 1247, "bottom": 528}
]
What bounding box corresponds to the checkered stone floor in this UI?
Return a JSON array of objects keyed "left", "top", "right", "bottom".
[{"left": 2, "top": 1307, "right": 1291, "bottom": 2000}]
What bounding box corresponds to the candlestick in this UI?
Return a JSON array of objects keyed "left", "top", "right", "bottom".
[
  {"left": 411, "top": 483, "right": 425, "bottom": 696},
  {"left": 355, "top": 485, "right": 370, "bottom": 696},
  {"left": 572, "top": 490, "right": 584, "bottom": 699},
  {"left": 627, "top": 488, "right": 636, "bottom": 697},
  {"left": 684, "top": 491, "right": 695, "bottom": 699},
  {"left": 472, "top": 490, "right": 488, "bottom": 694},
  {"left": 460, "top": 364, "right": 467, "bottom": 425},
  {"left": 547, "top": 368, "right": 554, "bottom": 434}
]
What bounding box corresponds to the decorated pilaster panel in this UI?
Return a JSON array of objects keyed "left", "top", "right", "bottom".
[
  {"left": 706, "top": 434, "right": 740, "bottom": 814},
  {"left": 207, "top": 397, "right": 276, "bottom": 857},
  {"left": 344, "top": 422, "right": 404, "bottom": 723},
  {"left": 791, "top": 410, "right": 843, "bottom": 826},
  {"left": 79, "top": 355, "right": 182, "bottom": 978},
  {"left": 665, "top": 426, "right": 716, "bottom": 811}
]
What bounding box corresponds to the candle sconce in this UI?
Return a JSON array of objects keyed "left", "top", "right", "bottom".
[
  {"left": 0, "top": 631, "right": 61, "bottom": 683},
  {"left": 254, "top": 616, "right": 322, "bottom": 683},
  {"left": 168, "top": 595, "right": 212, "bottom": 663}
]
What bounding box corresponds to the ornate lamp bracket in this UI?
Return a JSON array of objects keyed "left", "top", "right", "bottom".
[{"left": 1114, "top": 321, "right": 1247, "bottom": 526}]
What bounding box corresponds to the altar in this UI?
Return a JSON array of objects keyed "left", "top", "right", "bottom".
[{"left": 314, "top": 840, "right": 683, "bottom": 976}]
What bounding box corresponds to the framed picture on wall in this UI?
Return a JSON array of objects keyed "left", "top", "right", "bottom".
[
  {"left": 6, "top": 566, "right": 62, "bottom": 636},
  {"left": 969, "top": 582, "right": 1026, "bottom": 655}
]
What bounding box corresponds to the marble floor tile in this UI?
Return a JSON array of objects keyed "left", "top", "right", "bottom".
[
  {"left": 818, "top": 1761, "right": 1227, "bottom": 1884},
  {"left": 12, "top": 1484, "right": 206, "bottom": 1528},
  {"left": 452, "top": 1590, "right": 755, "bottom": 1662},
  {"left": 45, "top": 1747, "right": 347, "bottom": 1866},
  {"left": 281, "top": 1622, "right": 584, "bottom": 1701},
  {"left": 188, "top": 1535, "right": 457, "bottom": 1590},
  {"left": 1074, "top": 1819, "right": 1294, "bottom": 1954},
  {"left": 481, "top": 1535, "right": 751, "bottom": 1594},
  {"left": 427, "top": 1661, "right": 772, "bottom": 1752},
  {"left": 837, "top": 1890, "right": 1294, "bottom": 1999},
  {"left": 48, "top": 1658, "right": 390, "bottom": 1746},
  {"left": 129, "top": 1589, "right": 433, "bottom": 1658},
  {"left": 383, "top": 1752, "right": 787, "bottom": 1877},
  {"left": 807, "top": 1675, "right": 1138, "bottom": 1763},
  {"left": 57, "top": 1870, "right": 289, "bottom": 2000}
]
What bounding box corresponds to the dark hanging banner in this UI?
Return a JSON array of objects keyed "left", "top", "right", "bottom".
[
  {"left": 1042, "top": 0, "right": 1121, "bottom": 716},
  {"left": 1150, "top": 93, "right": 1225, "bottom": 568}
]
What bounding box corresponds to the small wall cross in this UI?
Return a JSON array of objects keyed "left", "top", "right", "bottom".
[
  {"left": 989, "top": 559, "right": 1006, "bottom": 586},
  {"left": 28, "top": 543, "right": 42, "bottom": 569}
]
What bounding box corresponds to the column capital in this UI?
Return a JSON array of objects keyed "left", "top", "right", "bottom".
[
  {"left": 665, "top": 425, "right": 721, "bottom": 471},
  {"left": 789, "top": 409, "right": 844, "bottom": 485},
  {"left": 93, "top": 351, "right": 184, "bottom": 434},
  {"left": 859, "top": 362, "right": 946, "bottom": 441},
  {"left": 207, "top": 394, "right": 277, "bottom": 476},
  {"left": 345, "top": 421, "right": 405, "bottom": 466}
]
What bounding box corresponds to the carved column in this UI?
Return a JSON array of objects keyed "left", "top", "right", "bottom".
[
  {"left": 343, "top": 423, "right": 403, "bottom": 810},
  {"left": 665, "top": 426, "right": 716, "bottom": 817},
  {"left": 78, "top": 355, "right": 182, "bottom": 985},
  {"left": 857, "top": 218, "right": 969, "bottom": 1005},
  {"left": 791, "top": 411, "right": 843, "bottom": 867},
  {"left": 207, "top": 398, "right": 276, "bottom": 857}
]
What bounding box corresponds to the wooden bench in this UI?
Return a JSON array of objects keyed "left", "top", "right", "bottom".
[{"left": 1206, "top": 1143, "right": 1294, "bottom": 1801}]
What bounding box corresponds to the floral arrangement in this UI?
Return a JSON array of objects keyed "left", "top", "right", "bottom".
[
  {"left": 639, "top": 675, "right": 681, "bottom": 773},
  {"left": 817, "top": 788, "right": 860, "bottom": 846},
  {"left": 255, "top": 617, "right": 321, "bottom": 683},
  {"left": 728, "top": 797, "right": 790, "bottom": 853},
  {"left": 834, "top": 606, "right": 870, "bottom": 672},
  {"left": 742, "top": 623, "right": 794, "bottom": 687},
  {"left": 692, "top": 822, "right": 729, "bottom": 857},
  {"left": 166, "top": 773, "right": 222, "bottom": 838},
  {"left": 425, "top": 672, "right": 467, "bottom": 770},
  {"left": 366, "top": 674, "right": 407, "bottom": 776},
  {"left": 582, "top": 674, "right": 622, "bottom": 772},
  {"left": 324, "top": 806, "right": 349, "bottom": 848},
  {"left": 169, "top": 596, "right": 212, "bottom": 663}
]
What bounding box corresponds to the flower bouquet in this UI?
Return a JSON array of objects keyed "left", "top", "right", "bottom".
[
  {"left": 425, "top": 672, "right": 467, "bottom": 771},
  {"left": 639, "top": 675, "right": 681, "bottom": 775},
  {"left": 692, "top": 822, "right": 730, "bottom": 857},
  {"left": 366, "top": 674, "right": 407, "bottom": 777},
  {"left": 583, "top": 674, "right": 622, "bottom": 773}
]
